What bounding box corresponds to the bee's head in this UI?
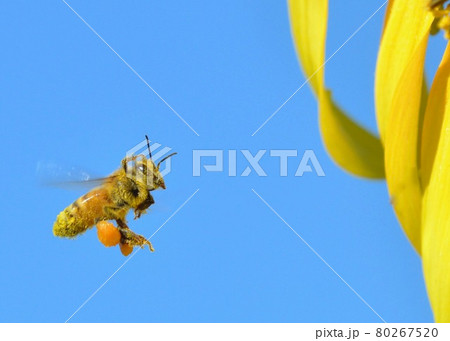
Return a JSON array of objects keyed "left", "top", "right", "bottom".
[
  {"left": 144, "top": 158, "right": 166, "bottom": 191},
  {"left": 123, "top": 136, "right": 176, "bottom": 191}
]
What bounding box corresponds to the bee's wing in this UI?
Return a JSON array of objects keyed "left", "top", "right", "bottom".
[
  {"left": 36, "top": 161, "right": 116, "bottom": 191},
  {"left": 42, "top": 176, "right": 117, "bottom": 190}
]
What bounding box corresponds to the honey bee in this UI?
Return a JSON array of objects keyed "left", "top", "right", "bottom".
[{"left": 53, "top": 136, "right": 176, "bottom": 253}]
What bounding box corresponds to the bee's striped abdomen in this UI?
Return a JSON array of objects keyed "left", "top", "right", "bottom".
[{"left": 53, "top": 189, "right": 110, "bottom": 238}]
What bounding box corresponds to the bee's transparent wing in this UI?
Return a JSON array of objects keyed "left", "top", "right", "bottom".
[
  {"left": 36, "top": 161, "right": 115, "bottom": 190},
  {"left": 42, "top": 177, "right": 114, "bottom": 190},
  {"left": 37, "top": 160, "right": 170, "bottom": 214}
]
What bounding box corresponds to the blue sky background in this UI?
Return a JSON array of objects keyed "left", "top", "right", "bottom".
[{"left": 0, "top": 0, "right": 444, "bottom": 322}]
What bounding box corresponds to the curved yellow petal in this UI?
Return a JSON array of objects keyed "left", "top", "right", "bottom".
[
  {"left": 384, "top": 33, "right": 430, "bottom": 254},
  {"left": 288, "top": 0, "right": 384, "bottom": 179},
  {"left": 421, "top": 43, "right": 450, "bottom": 323},
  {"left": 320, "top": 90, "right": 385, "bottom": 178},
  {"left": 381, "top": 0, "right": 394, "bottom": 36},
  {"left": 288, "top": 0, "right": 326, "bottom": 94},
  {"left": 421, "top": 46, "right": 450, "bottom": 190},
  {"left": 375, "top": 0, "right": 433, "bottom": 142}
]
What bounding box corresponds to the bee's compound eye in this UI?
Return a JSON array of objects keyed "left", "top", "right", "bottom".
[{"left": 138, "top": 165, "right": 145, "bottom": 173}]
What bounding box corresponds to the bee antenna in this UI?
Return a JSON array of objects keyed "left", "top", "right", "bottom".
[
  {"left": 145, "top": 135, "right": 152, "bottom": 159},
  {"left": 157, "top": 152, "right": 177, "bottom": 169}
]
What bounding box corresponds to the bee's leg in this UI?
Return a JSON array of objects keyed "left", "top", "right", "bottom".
[
  {"left": 116, "top": 218, "right": 154, "bottom": 252},
  {"left": 134, "top": 192, "right": 155, "bottom": 219},
  {"left": 116, "top": 218, "right": 129, "bottom": 229},
  {"left": 103, "top": 205, "right": 126, "bottom": 222},
  {"left": 121, "top": 155, "right": 139, "bottom": 166},
  {"left": 121, "top": 155, "right": 146, "bottom": 171}
]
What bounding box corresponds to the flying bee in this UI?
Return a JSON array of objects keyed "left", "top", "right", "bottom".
[{"left": 53, "top": 136, "right": 176, "bottom": 252}]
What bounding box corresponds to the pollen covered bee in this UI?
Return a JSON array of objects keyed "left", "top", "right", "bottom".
[{"left": 53, "top": 136, "right": 176, "bottom": 255}]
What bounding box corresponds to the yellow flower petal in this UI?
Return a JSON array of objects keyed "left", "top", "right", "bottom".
[
  {"left": 375, "top": 0, "right": 433, "bottom": 142},
  {"left": 320, "top": 90, "right": 385, "bottom": 178},
  {"left": 288, "top": 0, "right": 326, "bottom": 94},
  {"left": 384, "top": 33, "right": 430, "bottom": 254},
  {"left": 381, "top": 0, "right": 394, "bottom": 35},
  {"left": 288, "top": 0, "right": 384, "bottom": 178},
  {"left": 421, "top": 43, "right": 450, "bottom": 323},
  {"left": 421, "top": 47, "right": 450, "bottom": 189}
]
